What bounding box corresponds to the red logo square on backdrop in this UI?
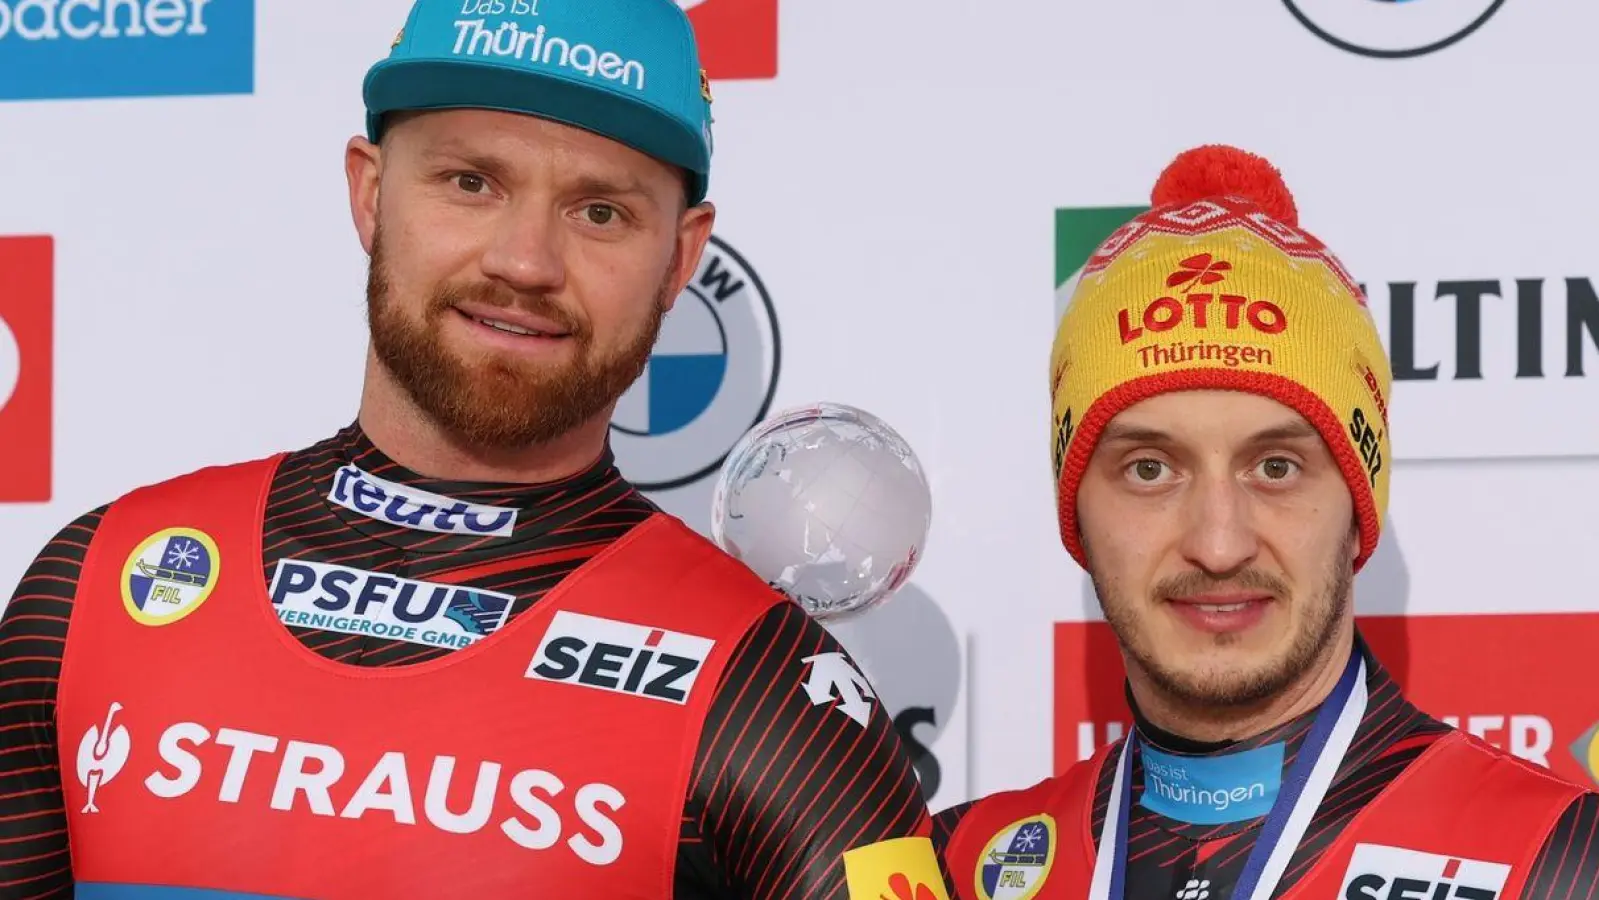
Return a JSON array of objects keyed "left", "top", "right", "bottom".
[
  {"left": 0, "top": 236, "right": 53, "bottom": 502},
  {"left": 684, "top": 0, "right": 778, "bottom": 80},
  {"left": 1053, "top": 613, "right": 1599, "bottom": 790}
]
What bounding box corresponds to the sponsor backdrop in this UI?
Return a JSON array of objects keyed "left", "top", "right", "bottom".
[{"left": 2, "top": 0, "right": 1598, "bottom": 823}]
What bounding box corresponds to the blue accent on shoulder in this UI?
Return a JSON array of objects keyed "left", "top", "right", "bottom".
[{"left": 78, "top": 884, "right": 303, "bottom": 900}]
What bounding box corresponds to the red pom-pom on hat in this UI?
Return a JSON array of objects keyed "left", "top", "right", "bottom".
[{"left": 1150, "top": 145, "right": 1299, "bottom": 228}]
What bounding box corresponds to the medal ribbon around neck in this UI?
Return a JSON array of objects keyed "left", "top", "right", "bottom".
[{"left": 1087, "top": 651, "right": 1368, "bottom": 900}]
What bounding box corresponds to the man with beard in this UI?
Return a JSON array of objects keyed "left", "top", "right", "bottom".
[
  {"left": 0, "top": 1, "right": 946, "bottom": 898},
  {"left": 932, "top": 145, "right": 1599, "bottom": 900}
]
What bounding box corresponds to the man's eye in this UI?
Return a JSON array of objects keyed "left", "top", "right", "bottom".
[
  {"left": 585, "top": 204, "right": 617, "bottom": 225},
  {"left": 454, "top": 174, "right": 488, "bottom": 194},
  {"left": 1131, "top": 459, "right": 1167, "bottom": 482},
  {"left": 1258, "top": 458, "right": 1300, "bottom": 480}
]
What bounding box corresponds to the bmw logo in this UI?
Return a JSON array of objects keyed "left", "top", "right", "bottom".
[
  {"left": 1283, "top": 0, "right": 1505, "bottom": 58},
  {"left": 610, "top": 235, "right": 780, "bottom": 492}
]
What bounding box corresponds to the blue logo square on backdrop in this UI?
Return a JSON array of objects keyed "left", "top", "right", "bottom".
[{"left": 0, "top": 0, "right": 254, "bottom": 101}]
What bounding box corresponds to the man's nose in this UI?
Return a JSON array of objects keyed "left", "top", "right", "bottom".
[
  {"left": 1176, "top": 473, "right": 1260, "bottom": 577},
  {"left": 479, "top": 207, "right": 567, "bottom": 294}
]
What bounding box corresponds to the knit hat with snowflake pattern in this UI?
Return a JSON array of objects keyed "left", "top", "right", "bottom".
[{"left": 1049, "top": 145, "right": 1392, "bottom": 571}]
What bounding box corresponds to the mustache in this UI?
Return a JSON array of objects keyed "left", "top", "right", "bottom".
[
  {"left": 1154, "top": 567, "right": 1290, "bottom": 601},
  {"left": 428, "top": 280, "right": 585, "bottom": 336}
]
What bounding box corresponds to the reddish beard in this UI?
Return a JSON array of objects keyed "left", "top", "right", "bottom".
[{"left": 365, "top": 229, "right": 674, "bottom": 450}]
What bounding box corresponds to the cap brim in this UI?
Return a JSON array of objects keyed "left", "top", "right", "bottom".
[{"left": 364, "top": 58, "right": 709, "bottom": 203}]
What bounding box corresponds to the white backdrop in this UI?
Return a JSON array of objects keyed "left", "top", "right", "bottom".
[{"left": 3, "top": 0, "right": 1599, "bottom": 813}]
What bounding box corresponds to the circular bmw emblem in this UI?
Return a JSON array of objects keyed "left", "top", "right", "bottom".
[
  {"left": 610, "top": 235, "right": 780, "bottom": 491},
  {"left": 1283, "top": 0, "right": 1505, "bottom": 59}
]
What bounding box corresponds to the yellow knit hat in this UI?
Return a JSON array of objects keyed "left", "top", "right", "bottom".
[{"left": 1050, "top": 145, "right": 1391, "bottom": 571}]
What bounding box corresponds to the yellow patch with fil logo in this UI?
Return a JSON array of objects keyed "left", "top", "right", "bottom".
[
  {"left": 121, "top": 527, "right": 221, "bottom": 627},
  {"left": 974, "top": 814, "right": 1056, "bottom": 900},
  {"left": 842, "top": 835, "right": 950, "bottom": 900}
]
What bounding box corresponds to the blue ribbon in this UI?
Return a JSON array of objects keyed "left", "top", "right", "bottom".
[{"left": 1105, "top": 650, "right": 1363, "bottom": 900}]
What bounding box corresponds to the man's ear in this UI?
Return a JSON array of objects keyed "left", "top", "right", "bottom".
[
  {"left": 664, "top": 201, "right": 716, "bottom": 313},
  {"left": 346, "top": 136, "right": 383, "bottom": 255}
]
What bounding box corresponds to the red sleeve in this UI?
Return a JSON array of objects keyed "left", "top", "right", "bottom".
[
  {"left": 932, "top": 800, "right": 977, "bottom": 895},
  {"left": 683, "top": 600, "right": 934, "bottom": 899},
  {"left": 0, "top": 507, "right": 105, "bottom": 900},
  {"left": 1521, "top": 791, "right": 1599, "bottom": 899}
]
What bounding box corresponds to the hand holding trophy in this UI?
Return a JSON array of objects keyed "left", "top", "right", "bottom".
[{"left": 709, "top": 402, "right": 933, "bottom": 622}]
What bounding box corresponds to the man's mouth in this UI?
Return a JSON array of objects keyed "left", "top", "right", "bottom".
[
  {"left": 1163, "top": 593, "right": 1276, "bottom": 634},
  {"left": 1168, "top": 593, "right": 1273, "bottom": 611},
  {"left": 450, "top": 302, "right": 574, "bottom": 339},
  {"left": 471, "top": 315, "right": 550, "bottom": 337},
  {"left": 1190, "top": 601, "right": 1252, "bottom": 613}
]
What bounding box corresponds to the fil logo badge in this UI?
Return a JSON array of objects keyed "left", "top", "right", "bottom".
[
  {"left": 76, "top": 702, "right": 132, "bottom": 813},
  {"left": 975, "top": 815, "right": 1056, "bottom": 900},
  {"left": 800, "top": 652, "right": 877, "bottom": 727},
  {"left": 122, "top": 528, "right": 222, "bottom": 626}
]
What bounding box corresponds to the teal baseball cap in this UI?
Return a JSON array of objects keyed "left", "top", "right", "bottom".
[{"left": 363, "top": 0, "right": 715, "bottom": 203}]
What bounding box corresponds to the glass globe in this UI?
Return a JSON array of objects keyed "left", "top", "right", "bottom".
[{"left": 710, "top": 402, "right": 932, "bottom": 621}]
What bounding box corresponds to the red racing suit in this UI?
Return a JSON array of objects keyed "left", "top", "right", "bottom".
[
  {"left": 943, "top": 728, "right": 1586, "bottom": 899},
  {"left": 40, "top": 453, "right": 950, "bottom": 900}
]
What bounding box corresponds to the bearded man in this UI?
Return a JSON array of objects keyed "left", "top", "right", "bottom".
[{"left": 0, "top": 1, "right": 944, "bottom": 897}]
